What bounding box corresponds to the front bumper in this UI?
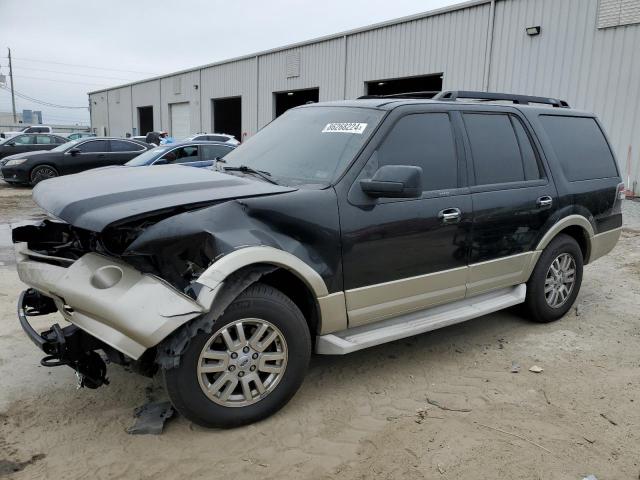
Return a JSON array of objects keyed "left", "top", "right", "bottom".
[
  {"left": 0, "top": 166, "right": 29, "bottom": 184},
  {"left": 15, "top": 243, "right": 205, "bottom": 359}
]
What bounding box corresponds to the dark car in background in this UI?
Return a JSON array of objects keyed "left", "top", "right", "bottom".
[
  {"left": 0, "top": 137, "right": 150, "bottom": 186},
  {"left": 125, "top": 141, "right": 235, "bottom": 168},
  {"left": 0, "top": 134, "right": 68, "bottom": 160}
]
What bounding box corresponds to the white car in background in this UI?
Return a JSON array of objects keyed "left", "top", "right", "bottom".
[
  {"left": 1, "top": 125, "right": 54, "bottom": 139},
  {"left": 184, "top": 133, "right": 240, "bottom": 145}
]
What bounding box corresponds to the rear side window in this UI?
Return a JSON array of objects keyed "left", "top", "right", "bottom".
[
  {"left": 77, "top": 140, "right": 108, "bottom": 152},
  {"left": 377, "top": 113, "right": 458, "bottom": 192},
  {"left": 463, "top": 113, "right": 541, "bottom": 185},
  {"left": 36, "top": 135, "right": 53, "bottom": 144},
  {"left": 539, "top": 115, "right": 617, "bottom": 181},
  {"left": 111, "top": 140, "right": 145, "bottom": 152},
  {"left": 201, "top": 144, "right": 232, "bottom": 160}
]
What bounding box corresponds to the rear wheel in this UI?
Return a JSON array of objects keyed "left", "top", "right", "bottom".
[
  {"left": 525, "top": 234, "right": 583, "bottom": 323},
  {"left": 163, "top": 283, "right": 311, "bottom": 428},
  {"left": 30, "top": 165, "right": 58, "bottom": 185}
]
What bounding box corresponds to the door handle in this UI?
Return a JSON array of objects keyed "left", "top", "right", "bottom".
[
  {"left": 438, "top": 208, "right": 461, "bottom": 224},
  {"left": 536, "top": 196, "right": 553, "bottom": 208}
]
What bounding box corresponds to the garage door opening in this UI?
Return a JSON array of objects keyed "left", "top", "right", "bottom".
[
  {"left": 137, "top": 106, "right": 154, "bottom": 136},
  {"left": 274, "top": 88, "right": 319, "bottom": 118},
  {"left": 169, "top": 102, "right": 191, "bottom": 140},
  {"left": 212, "top": 96, "right": 241, "bottom": 142},
  {"left": 365, "top": 74, "right": 443, "bottom": 96}
]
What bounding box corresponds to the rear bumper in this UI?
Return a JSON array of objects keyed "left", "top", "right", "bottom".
[
  {"left": 15, "top": 244, "right": 205, "bottom": 359},
  {"left": 589, "top": 227, "right": 622, "bottom": 263}
]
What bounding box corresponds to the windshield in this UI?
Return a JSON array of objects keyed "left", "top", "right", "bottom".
[
  {"left": 51, "top": 139, "right": 81, "bottom": 152},
  {"left": 223, "top": 106, "right": 385, "bottom": 186},
  {"left": 125, "top": 145, "right": 171, "bottom": 166}
]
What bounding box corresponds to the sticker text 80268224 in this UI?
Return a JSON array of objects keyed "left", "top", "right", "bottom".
[{"left": 322, "top": 123, "right": 368, "bottom": 134}]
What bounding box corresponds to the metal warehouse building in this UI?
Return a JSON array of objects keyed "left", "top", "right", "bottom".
[{"left": 89, "top": 0, "right": 640, "bottom": 192}]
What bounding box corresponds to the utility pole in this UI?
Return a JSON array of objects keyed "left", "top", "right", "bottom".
[{"left": 7, "top": 48, "right": 17, "bottom": 123}]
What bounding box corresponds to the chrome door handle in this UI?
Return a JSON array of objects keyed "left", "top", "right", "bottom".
[
  {"left": 537, "top": 196, "right": 553, "bottom": 208},
  {"left": 438, "top": 208, "right": 462, "bottom": 223}
]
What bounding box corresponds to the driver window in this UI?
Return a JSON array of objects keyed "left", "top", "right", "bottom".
[
  {"left": 377, "top": 113, "right": 458, "bottom": 192},
  {"left": 161, "top": 146, "right": 198, "bottom": 163}
]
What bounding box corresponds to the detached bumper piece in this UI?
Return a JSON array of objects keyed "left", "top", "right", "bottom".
[{"left": 18, "top": 289, "right": 109, "bottom": 389}]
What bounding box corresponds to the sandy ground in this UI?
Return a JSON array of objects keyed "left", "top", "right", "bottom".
[{"left": 0, "top": 181, "right": 639, "bottom": 480}]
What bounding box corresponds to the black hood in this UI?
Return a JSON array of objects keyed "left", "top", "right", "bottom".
[
  {"left": 32, "top": 164, "right": 296, "bottom": 232},
  {"left": 1, "top": 150, "right": 52, "bottom": 163}
]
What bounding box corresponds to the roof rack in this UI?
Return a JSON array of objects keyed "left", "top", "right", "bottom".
[
  {"left": 433, "top": 90, "right": 570, "bottom": 108},
  {"left": 357, "top": 91, "right": 440, "bottom": 100}
]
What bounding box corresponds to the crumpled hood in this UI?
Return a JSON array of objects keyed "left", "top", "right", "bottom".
[{"left": 32, "top": 164, "right": 296, "bottom": 232}]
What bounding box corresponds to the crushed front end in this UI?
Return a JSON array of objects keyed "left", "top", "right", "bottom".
[{"left": 13, "top": 219, "right": 206, "bottom": 387}]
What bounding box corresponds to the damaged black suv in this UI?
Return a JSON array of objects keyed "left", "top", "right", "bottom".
[{"left": 14, "top": 91, "right": 623, "bottom": 428}]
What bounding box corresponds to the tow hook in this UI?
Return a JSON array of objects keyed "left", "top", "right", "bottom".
[{"left": 18, "top": 289, "right": 110, "bottom": 389}]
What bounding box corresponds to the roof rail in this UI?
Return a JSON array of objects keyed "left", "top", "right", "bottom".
[
  {"left": 357, "top": 91, "right": 440, "bottom": 100},
  {"left": 433, "top": 90, "right": 570, "bottom": 108}
]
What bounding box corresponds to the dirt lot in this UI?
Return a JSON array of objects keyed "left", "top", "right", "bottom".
[{"left": 0, "top": 181, "right": 638, "bottom": 480}]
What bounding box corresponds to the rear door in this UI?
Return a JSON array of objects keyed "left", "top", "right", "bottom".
[
  {"left": 32, "top": 135, "right": 60, "bottom": 153},
  {"left": 109, "top": 139, "right": 147, "bottom": 166},
  {"left": 461, "top": 110, "right": 558, "bottom": 296},
  {"left": 63, "top": 139, "right": 109, "bottom": 174}
]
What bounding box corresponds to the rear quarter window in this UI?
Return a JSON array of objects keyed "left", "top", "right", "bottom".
[{"left": 539, "top": 115, "right": 618, "bottom": 181}]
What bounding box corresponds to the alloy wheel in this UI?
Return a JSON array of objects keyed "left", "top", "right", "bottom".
[
  {"left": 197, "top": 318, "right": 288, "bottom": 407},
  {"left": 544, "top": 253, "right": 576, "bottom": 308}
]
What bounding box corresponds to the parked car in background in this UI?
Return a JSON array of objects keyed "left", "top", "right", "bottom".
[
  {"left": 0, "top": 137, "right": 150, "bottom": 186},
  {"left": 66, "top": 132, "right": 96, "bottom": 141},
  {"left": 0, "top": 134, "right": 68, "bottom": 160},
  {"left": 184, "top": 133, "right": 240, "bottom": 145},
  {"left": 1, "top": 125, "right": 54, "bottom": 139},
  {"left": 125, "top": 141, "right": 235, "bottom": 168}
]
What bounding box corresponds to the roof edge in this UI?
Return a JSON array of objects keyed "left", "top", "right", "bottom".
[{"left": 88, "top": 0, "right": 490, "bottom": 95}]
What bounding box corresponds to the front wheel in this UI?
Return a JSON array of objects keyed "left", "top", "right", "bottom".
[
  {"left": 525, "top": 234, "right": 583, "bottom": 323},
  {"left": 163, "top": 283, "right": 311, "bottom": 428},
  {"left": 30, "top": 165, "right": 58, "bottom": 185}
]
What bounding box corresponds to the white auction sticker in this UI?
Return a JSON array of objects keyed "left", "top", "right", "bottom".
[{"left": 322, "top": 122, "right": 368, "bottom": 134}]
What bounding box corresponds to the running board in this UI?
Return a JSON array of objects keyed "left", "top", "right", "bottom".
[{"left": 315, "top": 284, "right": 526, "bottom": 355}]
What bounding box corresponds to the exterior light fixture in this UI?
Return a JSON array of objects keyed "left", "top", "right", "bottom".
[
  {"left": 377, "top": 82, "right": 385, "bottom": 86},
  {"left": 287, "top": 92, "right": 294, "bottom": 96},
  {"left": 526, "top": 26, "right": 541, "bottom": 36}
]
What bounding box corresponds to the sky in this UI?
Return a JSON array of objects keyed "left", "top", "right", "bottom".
[{"left": 0, "top": 0, "right": 459, "bottom": 126}]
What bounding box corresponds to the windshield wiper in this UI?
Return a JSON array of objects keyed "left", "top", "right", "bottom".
[{"left": 223, "top": 165, "right": 279, "bottom": 185}]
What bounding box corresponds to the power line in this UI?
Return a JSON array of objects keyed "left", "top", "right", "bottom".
[
  {"left": 0, "top": 64, "right": 134, "bottom": 81},
  {"left": 11, "top": 74, "right": 111, "bottom": 87},
  {"left": 0, "top": 85, "right": 87, "bottom": 109},
  {"left": 0, "top": 56, "right": 158, "bottom": 75}
]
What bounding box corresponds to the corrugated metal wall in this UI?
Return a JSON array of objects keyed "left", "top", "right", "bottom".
[
  {"left": 159, "top": 69, "right": 202, "bottom": 137},
  {"left": 345, "top": 3, "right": 490, "bottom": 97},
  {"left": 106, "top": 86, "right": 132, "bottom": 138},
  {"left": 200, "top": 57, "right": 257, "bottom": 140},
  {"left": 257, "top": 37, "right": 345, "bottom": 126},
  {"left": 490, "top": 0, "right": 640, "bottom": 190},
  {"left": 131, "top": 80, "right": 161, "bottom": 135},
  {"left": 89, "top": 0, "right": 640, "bottom": 190}
]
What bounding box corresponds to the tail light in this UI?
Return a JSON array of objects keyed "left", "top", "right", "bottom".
[{"left": 612, "top": 182, "right": 625, "bottom": 214}]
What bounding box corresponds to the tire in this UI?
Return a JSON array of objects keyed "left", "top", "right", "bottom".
[
  {"left": 525, "top": 234, "right": 583, "bottom": 323},
  {"left": 30, "top": 165, "right": 58, "bottom": 185},
  {"left": 164, "top": 282, "right": 311, "bottom": 428}
]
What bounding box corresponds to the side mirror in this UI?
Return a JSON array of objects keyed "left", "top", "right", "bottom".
[
  {"left": 6, "top": 141, "right": 15, "bottom": 147},
  {"left": 68, "top": 148, "right": 81, "bottom": 155},
  {"left": 360, "top": 165, "right": 423, "bottom": 198}
]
